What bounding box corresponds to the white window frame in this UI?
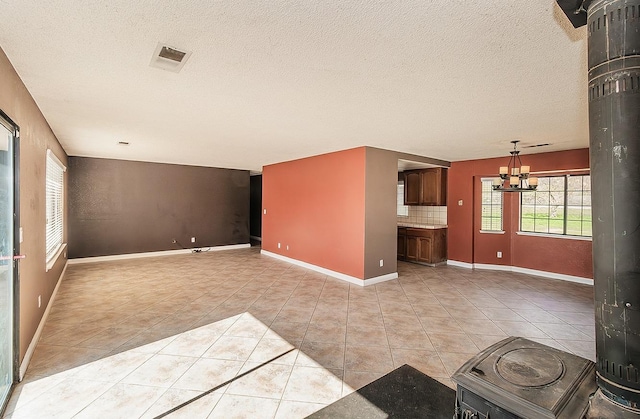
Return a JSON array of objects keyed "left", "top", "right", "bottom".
[
  {"left": 519, "top": 174, "right": 592, "bottom": 238},
  {"left": 479, "top": 177, "right": 504, "bottom": 233},
  {"left": 45, "top": 149, "right": 66, "bottom": 270}
]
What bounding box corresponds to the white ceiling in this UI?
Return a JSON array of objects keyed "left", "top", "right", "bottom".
[{"left": 0, "top": 1, "right": 587, "bottom": 172}]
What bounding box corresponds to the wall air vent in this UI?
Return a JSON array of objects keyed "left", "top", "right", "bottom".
[{"left": 149, "top": 43, "right": 192, "bottom": 73}]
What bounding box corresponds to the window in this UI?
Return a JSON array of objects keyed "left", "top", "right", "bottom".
[
  {"left": 520, "top": 175, "right": 591, "bottom": 237},
  {"left": 397, "top": 181, "right": 408, "bottom": 216},
  {"left": 480, "top": 178, "right": 503, "bottom": 231},
  {"left": 46, "top": 150, "right": 65, "bottom": 263}
]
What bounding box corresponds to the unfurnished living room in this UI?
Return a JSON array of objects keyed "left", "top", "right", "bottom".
[{"left": 0, "top": 1, "right": 638, "bottom": 418}]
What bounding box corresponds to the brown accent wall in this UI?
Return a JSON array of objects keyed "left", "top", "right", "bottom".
[
  {"left": 0, "top": 47, "right": 68, "bottom": 363},
  {"left": 68, "top": 157, "right": 249, "bottom": 258},
  {"left": 364, "top": 147, "right": 398, "bottom": 278}
]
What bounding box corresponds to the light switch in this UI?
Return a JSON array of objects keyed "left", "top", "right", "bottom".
[
  {"left": 458, "top": 200, "right": 463, "bottom": 206},
  {"left": 263, "top": 209, "right": 267, "bottom": 215}
]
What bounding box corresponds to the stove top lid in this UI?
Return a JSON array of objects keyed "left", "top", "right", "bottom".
[{"left": 496, "top": 348, "right": 565, "bottom": 388}]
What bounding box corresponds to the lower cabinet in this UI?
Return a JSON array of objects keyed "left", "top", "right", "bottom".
[
  {"left": 398, "top": 227, "right": 447, "bottom": 265},
  {"left": 417, "top": 236, "right": 433, "bottom": 263},
  {"left": 406, "top": 236, "right": 418, "bottom": 261},
  {"left": 397, "top": 228, "right": 407, "bottom": 260}
]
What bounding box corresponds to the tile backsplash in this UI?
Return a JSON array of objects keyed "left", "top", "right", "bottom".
[{"left": 397, "top": 206, "right": 447, "bottom": 226}]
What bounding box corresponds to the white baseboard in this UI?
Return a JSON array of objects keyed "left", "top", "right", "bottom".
[
  {"left": 20, "top": 261, "right": 68, "bottom": 380},
  {"left": 260, "top": 250, "right": 398, "bottom": 287},
  {"left": 362, "top": 272, "right": 399, "bottom": 286},
  {"left": 446, "top": 260, "right": 474, "bottom": 269},
  {"left": 250, "top": 236, "right": 262, "bottom": 242},
  {"left": 446, "top": 260, "right": 593, "bottom": 285},
  {"left": 474, "top": 263, "right": 514, "bottom": 272},
  {"left": 68, "top": 244, "right": 251, "bottom": 265},
  {"left": 510, "top": 265, "right": 593, "bottom": 285}
]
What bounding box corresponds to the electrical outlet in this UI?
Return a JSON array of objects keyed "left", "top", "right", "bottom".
[
  {"left": 379, "top": 259, "right": 384, "bottom": 267},
  {"left": 263, "top": 209, "right": 267, "bottom": 215},
  {"left": 458, "top": 200, "right": 463, "bottom": 206},
  {"left": 38, "top": 295, "right": 41, "bottom": 308},
  {"left": 286, "top": 245, "right": 289, "bottom": 250},
  {"left": 497, "top": 251, "right": 502, "bottom": 258},
  {"left": 278, "top": 243, "right": 281, "bottom": 249},
  {"left": 191, "top": 237, "right": 196, "bottom": 243}
]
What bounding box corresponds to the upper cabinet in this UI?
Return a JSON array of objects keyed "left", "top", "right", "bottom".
[
  {"left": 404, "top": 172, "right": 422, "bottom": 205},
  {"left": 403, "top": 168, "right": 447, "bottom": 206}
]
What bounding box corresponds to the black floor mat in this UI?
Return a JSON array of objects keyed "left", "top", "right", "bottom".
[{"left": 306, "top": 364, "right": 456, "bottom": 419}]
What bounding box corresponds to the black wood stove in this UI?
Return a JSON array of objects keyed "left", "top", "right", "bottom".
[{"left": 452, "top": 337, "right": 597, "bottom": 418}]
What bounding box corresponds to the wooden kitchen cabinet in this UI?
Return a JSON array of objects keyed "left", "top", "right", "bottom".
[
  {"left": 404, "top": 172, "right": 421, "bottom": 205},
  {"left": 421, "top": 168, "right": 447, "bottom": 206},
  {"left": 399, "top": 227, "right": 447, "bottom": 265},
  {"left": 417, "top": 236, "right": 433, "bottom": 263},
  {"left": 403, "top": 168, "right": 447, "bottom": 206},
  {"left": 406, "top": 236, "right": 418, "bottom": 262},
  {"left": 397, "top": 228, "right": 407, "bottom": 260}
]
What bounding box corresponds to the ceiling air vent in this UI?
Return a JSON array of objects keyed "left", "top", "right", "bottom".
[{"left": 149, "top": 43, "right": 192, "bottom": 73}]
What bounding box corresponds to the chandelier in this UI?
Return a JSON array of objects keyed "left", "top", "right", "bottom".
[{"left": 492, "top": 140, "right": 538, "bottom": 192}]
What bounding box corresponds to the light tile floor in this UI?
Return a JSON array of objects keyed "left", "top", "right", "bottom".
[{"left": 3, "top": 248, "right": 595, "bottom": 418}]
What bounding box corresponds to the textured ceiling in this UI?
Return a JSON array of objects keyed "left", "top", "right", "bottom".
[{"left": 0, "top": 1, "right": 587, "bottom": 172}]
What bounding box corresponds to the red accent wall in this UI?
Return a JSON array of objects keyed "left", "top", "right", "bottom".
[
  {"left": 262, "top": 147, "right": 366, "bottom": 279},
  {"left": 448, "top": 148, "right": 593, "bottom": 279}
]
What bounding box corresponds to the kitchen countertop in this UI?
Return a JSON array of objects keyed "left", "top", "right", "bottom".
[{"left": 397, "top": 223, "right": 447, "bottom": 229}]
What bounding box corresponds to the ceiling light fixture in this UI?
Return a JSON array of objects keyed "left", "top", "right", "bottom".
[{"left": 492, "top": 140, "right": 538, "bottom": 192}]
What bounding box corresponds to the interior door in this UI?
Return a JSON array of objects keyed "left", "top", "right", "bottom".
[{"left": 0, "top": 113, "right": 17, "bottom": 411}]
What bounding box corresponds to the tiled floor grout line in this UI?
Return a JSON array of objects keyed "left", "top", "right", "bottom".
[
  {"left": 70, "top": 381, "right": 155, "bottom": 419},
  {"left": 126, "top": 314, "right": 244, "bottom": 419},
  {"left": 267, "top": 271, "right": 327, "bottom": 418},
  {"left": 341, "top": 284, "right": 352, "bottom": 397},
  {"left": 89, "top": 265, "right": 276, "bottom": 419},
  {"left": 398, "top": 275, "right": 438, "bottom": 352},
  {"left": 374, "top": 282, "right": 395, "bottom": 372},
  {"left": 410, "top": 274, "right": 459, "bottom": 378}
]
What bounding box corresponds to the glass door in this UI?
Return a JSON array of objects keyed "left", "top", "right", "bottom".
[{"left": 0, "top": 115, "right": 16, "bottom": 410}]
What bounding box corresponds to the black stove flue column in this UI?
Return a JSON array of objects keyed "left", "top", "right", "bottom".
[
  {"left": 587, "top": 0, "right": 640, "bottom": 409},
  {"left": 557, "top": 0, "right": 640, "bottom": 410}
]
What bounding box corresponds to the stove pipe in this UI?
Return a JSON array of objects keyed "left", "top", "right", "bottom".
[{"left": 558, "top": 0, "right": 640, "bottom": 409}]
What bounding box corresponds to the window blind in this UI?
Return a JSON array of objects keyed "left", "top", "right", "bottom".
[{"left": 46, "top": 150, "right": 65, "bottom": 262}]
